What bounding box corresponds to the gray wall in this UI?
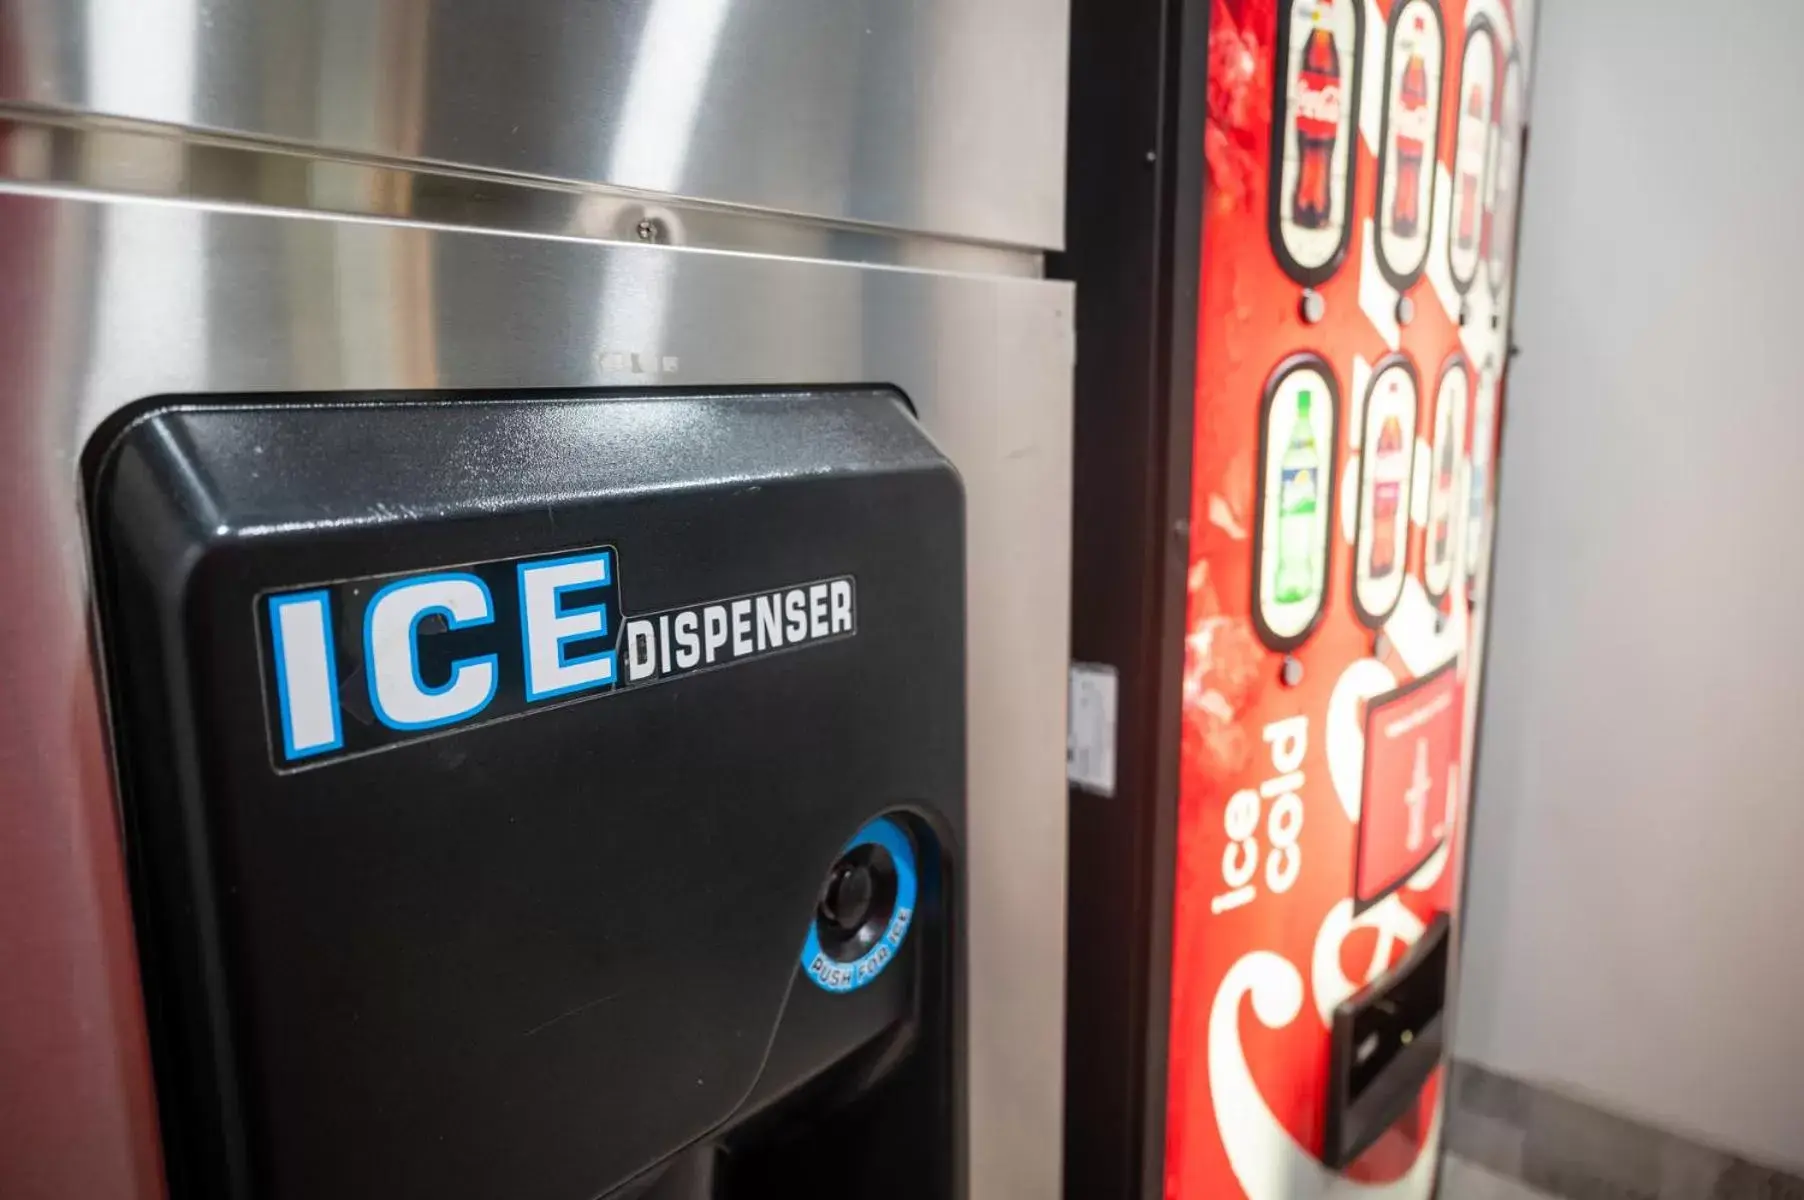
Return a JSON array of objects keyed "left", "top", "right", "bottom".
[{"left": 1456, "top": 0, "right": 1804, "bottom": 1172}]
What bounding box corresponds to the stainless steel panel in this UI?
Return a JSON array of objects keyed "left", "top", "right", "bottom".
[
  {"left": 0, "top": 111, "right": 1043, "bottom": 278},
  {"left": 0, "top": 189, "right": 1071, "bottom": 1199},
  {"left": 0, "top": 0, "right": 1070, "bottom": 250}
]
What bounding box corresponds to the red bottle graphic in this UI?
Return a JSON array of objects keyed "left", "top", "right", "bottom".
[
  {"left": 1456, "top": 84, "right": 1484, "bottom": 249},
  {"left": 1431, "top": 422, "right": 1456, "bottom": 565},
  {"left": 1391, "top": 45, "right": 1430, "bottom": 237},
  {"left": 1292, "top": 12, "right": 1343, "bottom": 230},
  {"left": 1370, "top": 414, "right": 1406, "bottom": 579}
]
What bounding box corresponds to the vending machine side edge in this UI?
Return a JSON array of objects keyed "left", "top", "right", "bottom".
[
  {"left": 1062, "top": 0, "right": 1540, "bottom": 1195},
  {"left": 1052, "top": 0, "right": 1210, "bottom": 1193}
]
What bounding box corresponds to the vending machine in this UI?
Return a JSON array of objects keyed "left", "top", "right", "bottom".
[
  {"left": 1060, "top": 0, "right": 1534, "bottom": 1194},
  {"left": 0, "top": 5, "right": 1073, "bottom": 1199}
]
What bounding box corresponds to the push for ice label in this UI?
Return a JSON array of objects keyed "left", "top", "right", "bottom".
[
  {"left": 801, "top": 818, "right": 919, "bottom": 995},
  {"left": 1254, "top": 355, "right": 1340, "bottom": 651},
  {"left": 258, "top": 544, "right": 856, "bottom": 769}
]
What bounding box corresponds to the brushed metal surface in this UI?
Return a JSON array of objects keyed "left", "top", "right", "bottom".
[
  {"left": 0, "top": 190, "right": 1072, "bottom": 1199},
  {"left": 0, "top": 109, "right": 1043, "bottom": 277},
  {"left": 0, "top": 0, "right": 1070, "bottom": 250}
]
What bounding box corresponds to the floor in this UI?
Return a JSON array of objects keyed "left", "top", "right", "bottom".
[
  {"left": 1444, "top": 1059, "right": 1804, "bottom": 1199},
  {"left": 1443, "top": 1156, "right": 1556, "bottom": 1199}
]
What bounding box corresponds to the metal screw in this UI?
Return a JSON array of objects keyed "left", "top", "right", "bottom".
[
  {"left": 635, "top": 217, "right": 666, "bottom": 243},
  {"left": 1395, "top": 294, "right": 1415, "bottom": 325},
  {"left": 1299, "top": 289, "right": 1326, "bottom": 325},
  {"left": 1280, "top": 656, "right": 1304, "bottom": 687}
]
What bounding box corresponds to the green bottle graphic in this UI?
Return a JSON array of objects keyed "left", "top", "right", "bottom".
[{"left": 1273, "top": 390, "right": 1321, "bottom": 605}]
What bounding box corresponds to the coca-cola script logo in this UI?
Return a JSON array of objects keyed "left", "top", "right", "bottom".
[
  {"left": 1208, "top": 928, "right": 1443, "bottom": 1200},
  {"left": 1391, "top": 102, "right": 1434, "bottom": 143},
  {"left": 1168, "top": 1, "right": 1524, "bottom": 1190},
  {"left": 1206, "top": 654, "right": 1453, "bottom": 1200},
  {"left": 1295, "top": 77, "right": 1344, "bottom": 128}
]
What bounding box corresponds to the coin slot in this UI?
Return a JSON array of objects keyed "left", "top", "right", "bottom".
[{"left": 1322, "top": 914, "right": 1450, "bottom": 1168}]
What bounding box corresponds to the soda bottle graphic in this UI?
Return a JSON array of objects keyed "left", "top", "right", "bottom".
[
  {"left": 1466, "top": 460, "right": 1486, "bottom": 566},
  {"left": 1467, "top": 370, "right": 1496, "bottom": 586},
  {"left": 1430, "top": 422, "right": 1456, "bottom": 568},
  {"left": 1292, "top": 8, "right": 1343, "bottom": 231},
  {"left": 1456, "top": 83, "right": 1485, "bottom": 250},
  {"left": 1370, "top": 414, "right": 1405, "bottom": 579},
  {"left": 1390, "top": 43, "right": 1430, "bottom": 238},
  {"left": 1274, "top": 391, "right": 1322, "bottom": 604}
]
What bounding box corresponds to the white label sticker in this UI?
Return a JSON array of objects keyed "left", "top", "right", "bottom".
[{"left": 1068, "top": 663, "right": 1120, "bottom": 797}]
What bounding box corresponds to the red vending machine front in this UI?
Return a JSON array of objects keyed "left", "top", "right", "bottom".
[{"left": 1058, "top": 0, "right": 1534, "bottom": 1194}]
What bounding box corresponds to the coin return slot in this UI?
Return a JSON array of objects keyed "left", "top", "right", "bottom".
[{"left": 1321, "top": 913, "right": 1449, "bottom": 1169}]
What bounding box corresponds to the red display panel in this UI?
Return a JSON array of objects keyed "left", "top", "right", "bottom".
[
  {"left": 1356, "top": 662, "right": 1460, "bottom": 909},
  {"left": 1163, "top": 0, "right": 1532, "bottom": 1194}
]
